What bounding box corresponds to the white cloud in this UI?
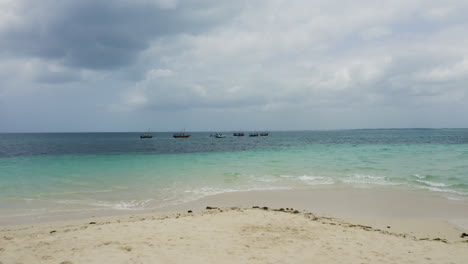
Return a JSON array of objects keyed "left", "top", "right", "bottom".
[
  {"left": 119, "top": 0, "right": 178, "bottom": 9},
  {"left": 422, "top": 7, "right": 454, "bottom": 21},
  {"left": 0, "top": 0, "right": 19, "bottom": 30},
  {"left": 146, "top": 68, "right": 175, "bottom": 79},
  {"left": 114, "top": 0, "right": 468, "bottom": 116},
  {"left": 413, "top": 57, "right": 468, "bottom": 82},
  {"left": 361, "top": 26, "right": 392, "bottom": 40}
]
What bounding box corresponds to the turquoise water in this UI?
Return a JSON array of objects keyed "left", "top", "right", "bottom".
[{"left": 0, "top": 130, "right": 468, "bottom": 217}]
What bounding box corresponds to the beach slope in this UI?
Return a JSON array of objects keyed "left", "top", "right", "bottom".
[{"left": 1, "top": 208, "right": 467, "bottom": 264}]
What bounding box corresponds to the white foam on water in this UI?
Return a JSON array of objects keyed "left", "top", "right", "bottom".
[
  {"left": 247, "top": 174, "right": 335, "bottom": 185},
  {"left": 249, "top": 175, "right": 281, "bottom": 183},
  {"left": 112, "top": 200, "right": 153, "bottom": 210},
  {"left": 183, "top": 187, "right": 237, "bottom": 196},
  {"left": 177, "top": 185, "right": 294, "bottom": 205},
  {"left": 415, "top": 186, "right": 468, "bottom": 196},
  {"left": 412, "top": 174, "right": 426, "bottom": 179},
  {"left": 187, "top": 186, "right": 291, "bottom": 197},
  {"left": 410, "top": 179, "right": 468, "bottom": 198},
  {"left": 297, "top": 175, "right": 335, "bottom": 185},
  {"left": 416, "top": 179, "right": 450, "bottom": 187},
  {"left": 342, "top": 174, "right": 401, "bottom": 186},
  {"left": 90, "top": 199, "right": 154, "bottom": 210},
  {"left": 445, "top": 195, "right": 468, "bottom": 201}
]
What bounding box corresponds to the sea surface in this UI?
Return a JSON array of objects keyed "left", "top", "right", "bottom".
[{"left": 1, "top": 129, "right": 468, "bottom": 221}]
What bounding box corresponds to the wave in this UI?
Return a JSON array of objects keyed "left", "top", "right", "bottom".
[
  {"left": 412, "top": 174, "right": 426, "bottom": 179},
  {"left": 297, "top": 175, "right": 335, "bottom": 185},
  {"left": 17, "top": 197, "right": 156, "bottom": 211},
  {"left": 90, "top": 199, "right": 154, "bottom": 210},
  {"left": 415, "top": 179, "right": 450, "bottom": 188},
  {"left": 341, "top": 174, "right": 402, "bottom": 186},
  {"left": 414, "top": 185, "right": 468, "bottom": 196},
  {"left": 185, "top": 186, "right": 291, "bottom": 198},
  {"left": 410, "top": 174, "right": 468, "bottom": 196}
]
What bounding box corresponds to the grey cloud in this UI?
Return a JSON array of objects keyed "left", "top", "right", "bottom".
[
  {"left": 34, "top": 70, "right": 82, "bottom": 84},
  {"left": 0, "top": 0, "right": 242, "bottom": 70}
]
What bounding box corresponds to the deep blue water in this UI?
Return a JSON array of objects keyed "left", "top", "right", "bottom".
[{"left": 2, "top": 129, "right": 468, "bottom": 157}]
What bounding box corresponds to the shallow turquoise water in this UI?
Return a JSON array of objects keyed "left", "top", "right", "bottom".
[{"left": 0, "top": 130, "right": 467, "bottom": 215}]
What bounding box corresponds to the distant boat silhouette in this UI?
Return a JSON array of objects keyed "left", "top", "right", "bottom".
[
  {"left": 249, "top": 133, "right": 259, "bottom": 137},
  {"left": 233, "top": 132, "right": 244, "bottom": 136},
  {"left": 260, "top": 132, "right": 269, "bottom": 136},
  {"left": 173, "top": 129, "right": 191, "bottom": 138},
  {"left": 173, "top": 133, "right": 190, "bottom": 138},
  {"left": 140, "top": 129, "right": 153, "bottom": 139}
]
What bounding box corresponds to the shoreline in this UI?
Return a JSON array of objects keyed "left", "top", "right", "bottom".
[
  {"left": 2, "top": 186, "right": 468, "bottom": 240},
  {"left": 163, "top": 186, "right": 468, "bottom": 241},
  {"left": 2, "top": 185, "right": 468, "bottom": 222}
]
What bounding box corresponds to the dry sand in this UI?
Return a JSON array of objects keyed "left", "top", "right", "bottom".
[
  {"left": 164, "top": 187, "right": 468, "bottom": 241},
  {"left": 1, "top": 207, "right": 468, "bottom": 264}
]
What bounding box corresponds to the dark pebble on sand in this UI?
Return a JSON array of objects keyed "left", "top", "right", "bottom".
[
  {"left": 252, "top": 206, "right": 260, "bottom": 208},
  {"left": 292, "top": 210, "right": 300, "bottom": 214},
  {"left": 206, "top": 206, "right": 218, "bottom": 210},
  {"left": 387, "top": 226, "right": 391, "bottom": 228},
  {"left": 89, "top": 222, "right": 96, "bottom": 224},
  {"left": 49, "top": 230, "right": 56, "bottom": 234},
  {"left": 262, "top": 207, "right": 268, "bottom": 210},
  {"left": 432, "top": 238, "right": 448, "bottom": 243},
  {"left": 188, "top": 210, "right": 193, "bottom": 213},
  {"left": 461, "top": 232, "right": 468, "bottom": 238}
]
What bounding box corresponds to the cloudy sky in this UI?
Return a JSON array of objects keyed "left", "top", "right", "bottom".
[{"left": 1, "top": 0, "right": 468, "bottom": 132}]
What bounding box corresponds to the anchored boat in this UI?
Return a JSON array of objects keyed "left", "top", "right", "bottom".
[
  {"left": 173, "top": 133, "right": 190, "bottom": 138},
  {"left": 173, "top": 129, "right": 191, "bottom": 138},
  {"left": 140, "top": 129, "right": 153, "bottom": 138}
]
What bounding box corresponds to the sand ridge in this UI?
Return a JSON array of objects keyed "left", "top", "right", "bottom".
[{"left": 1, "top": 207, "right": 468, "bottom": 264}]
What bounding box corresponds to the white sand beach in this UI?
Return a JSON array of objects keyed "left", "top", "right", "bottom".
[
  {"left": 1, "top": 187, "right": 468, "bottom": 264},
  {"left": 1, "top": 207, "right": 468, "bottom": 264}
]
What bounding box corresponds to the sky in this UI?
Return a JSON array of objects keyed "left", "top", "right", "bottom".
[{"left": 1, "top": 0, "right": 468, "bottom": 132}]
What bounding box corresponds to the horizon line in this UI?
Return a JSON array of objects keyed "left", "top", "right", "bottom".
[{"left": 1, "top": 128, "right": 468, "bottom": 134}]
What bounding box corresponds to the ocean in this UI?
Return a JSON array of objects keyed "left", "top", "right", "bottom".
[{"left": 1, "top": 129, "right": 468, "bottom": 221}]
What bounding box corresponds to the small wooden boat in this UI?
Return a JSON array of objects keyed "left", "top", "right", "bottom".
[
  {"left": 173, "top": 129, "right": 191, "bottom": 138},
  {"left": 210, "top": 133, "right": 226, "bottom": 138},
  {"left": 173, "top": 133, "right": 190, "bottom": 138},
  {"left": 173, "top": 128, "right": 191, "bottom": 138},
  {"left": 140, "top": 129, "right": 153, "bottom": 138}
]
